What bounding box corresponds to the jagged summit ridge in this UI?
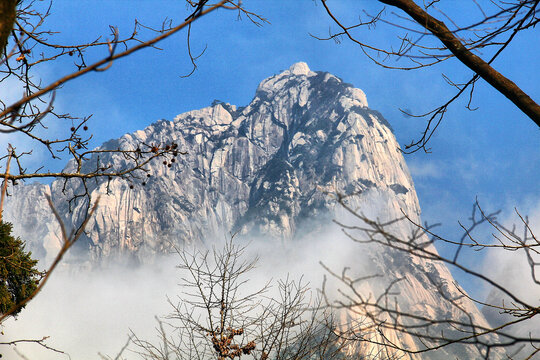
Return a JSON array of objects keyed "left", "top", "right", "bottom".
[
  {"left": 6, "top": 62, "right": 407, "bottom": 261},
  {"left": 3, "top": 63, "right": 501, "bottom": 359},
  {"left": 257, "top": 62, "right": 368, "bottom": 109}
]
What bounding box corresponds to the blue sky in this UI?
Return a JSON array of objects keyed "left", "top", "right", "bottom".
[{"left": 9, "top": 1, "right": 540, "bottom": 295}]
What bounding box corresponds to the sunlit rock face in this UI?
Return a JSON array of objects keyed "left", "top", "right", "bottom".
[
  {"left": 4, "top": 62, "right": 501, "bottom": 359},
  {"left": 7, "top": 62, "right": 417, "bottom": 259}
]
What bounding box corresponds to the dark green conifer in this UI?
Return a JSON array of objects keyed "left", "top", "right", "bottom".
[{"left": 0, "top": 221, "right": 40, "bottom": 316}]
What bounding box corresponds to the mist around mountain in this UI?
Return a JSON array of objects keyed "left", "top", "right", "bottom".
[{"left": 3, "top": 63, "right": 505, "bottom": 359}]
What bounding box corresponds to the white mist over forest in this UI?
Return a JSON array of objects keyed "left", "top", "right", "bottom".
[
  {"left": 3, "top": 227, "right": 371, "bottom": 359},
  {"left": 1, "top": 0, "right": 539, "bottom": 358},
  {"left": 4, "top": 209, "right": 540, "bottom": 359},
  {"left": 7, "top": 204, "right": 538, "bottom": 359}
]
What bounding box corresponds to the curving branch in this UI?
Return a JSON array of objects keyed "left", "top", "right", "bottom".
[
  {"left": 0, "top": 194, "right": 100, "bottom": 323},
  {"left": 328, "top": 193, "right": 540, "bottom": 358},
  {"left": 380, "top": 0, "right": 540, "bottom": 126},
  {"left": 319, "top": 0, "right": 540, "bottom": 152}
]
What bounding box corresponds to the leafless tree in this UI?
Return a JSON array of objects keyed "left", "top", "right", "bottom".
[
  {"left": 0, "top": 0, "right": 265, "bottom": 356},
  {"left": 130, "top": 240, "right": 354, "bottom": 360},
  {"left": 316, "top": 1, "right": 540, "bottom": 357},
  {"left": 0, "top": 0, "right": 265, "bottom": 189},
  {"left": 325, "top": 195, "right": 540, "bottom": 359},
  {"left": 317, "top": 0, "right": 540, "bottom": 153},
  {"left": 0, "top": 0, "right": 266, "bottom": 287}
]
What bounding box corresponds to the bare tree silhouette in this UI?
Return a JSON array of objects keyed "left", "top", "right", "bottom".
[
  {"left": 325, "top": 195, "right": 539, "bottom": 359},
  {"left": 131, "top": 240, "right": 353, "bottom": 360},
  {"left": 317, "top": 0, "right": 540, "bottom": 153}
]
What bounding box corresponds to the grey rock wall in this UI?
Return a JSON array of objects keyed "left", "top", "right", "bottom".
[
  {"left": 5, "top": 62, "right": 418, "bottom": 261},
  {"left": 3, "top": 62, "right": 502, "bottom": 358}
]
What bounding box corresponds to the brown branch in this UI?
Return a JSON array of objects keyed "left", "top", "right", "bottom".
[
  {"left": 379, "top": 0, "right": 540, "bottom": 126},
  {"left": 0, "top": 0, "right": 228, "bottom": 122},
  {"left": 0, "top": 0, "right": 17, "bottom": 58},
  {"left": 0, "top": 336, "right": 65, "bottom": 356},
  {"left": 0, "top": 145, "right": 13, "bottom": 221}
]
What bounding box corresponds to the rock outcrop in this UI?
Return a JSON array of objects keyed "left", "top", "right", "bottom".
[{"left": 3, "top": 62, "right": 501, "bottom": 358}]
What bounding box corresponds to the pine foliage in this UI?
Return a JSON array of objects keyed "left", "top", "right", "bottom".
[{"left": 0, "top": 221, "right": 40, "bottom": 316}]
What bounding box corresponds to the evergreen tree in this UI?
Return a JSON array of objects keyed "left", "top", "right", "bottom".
[{"left": 0, "top": 221, "right": 40, "bottom": 316}]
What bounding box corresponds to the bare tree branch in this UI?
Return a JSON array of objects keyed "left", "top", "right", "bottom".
[{"left": 318, "top": 0, "right": 540, "bottom": 152}]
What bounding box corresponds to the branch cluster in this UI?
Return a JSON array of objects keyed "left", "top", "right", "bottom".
[
  {"left": 318, "top": 0, "right": 540, "bottom": 152},
  {"left": 131, "top": 241, "right": 352, "bottom": 360},
  {"left": 327, "top": 194, "right": 540, "bottom": 359}
]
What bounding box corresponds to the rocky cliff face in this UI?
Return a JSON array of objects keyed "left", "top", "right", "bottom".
[
  {"left": 6, "top": 62, "right": 419, "bottom": 261},
  {"left": 3, "top": 62, "right": 500, "bottom": 358}
]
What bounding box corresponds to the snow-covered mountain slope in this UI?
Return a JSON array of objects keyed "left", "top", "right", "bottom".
[{"left": 4, "top": 62, "right": 501, "bottom": 358}]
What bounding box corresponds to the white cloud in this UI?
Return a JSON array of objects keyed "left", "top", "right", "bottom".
[
  {"left": 2, "top": 260, "right": 179, "bottom": 359},
  {"left": 407, "top": 159, "right": 443, "bottom": 179},
  {"left": 0, "top": 225, "right": 373, "bottom": 360},
  {"left": 479, "top": 198, "right": 540, "bottom": 356}
]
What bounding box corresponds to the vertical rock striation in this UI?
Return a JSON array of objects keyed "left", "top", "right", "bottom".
[
  {"left": 7, "top": 62, "right": 418, "bottom": 260},
  {"left": 3, "top": 62, "right": 501, "bottom": 358}
]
